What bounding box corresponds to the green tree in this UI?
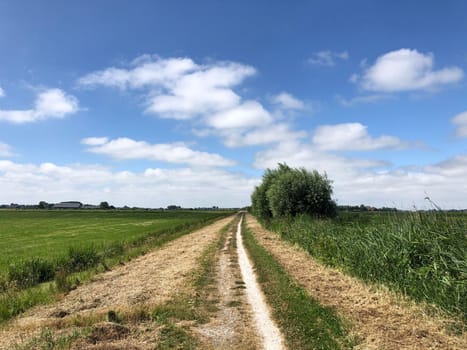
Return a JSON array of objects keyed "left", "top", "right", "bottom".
[
  {"left": 251, "top": 164, "right": 336, "bottom": 220},
  {"left": 251, "top": 163, "right": 291, "bottom": 220},
  {"left": 38, "top": 201, "right": 49, "bottom": 209},
  {"left": 99, "top": 201, "right": 110, "bottom": 209}
]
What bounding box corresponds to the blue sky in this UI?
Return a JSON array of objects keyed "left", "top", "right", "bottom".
[{"left": 1, "top": 0, "right": 466, "bottom": 209}]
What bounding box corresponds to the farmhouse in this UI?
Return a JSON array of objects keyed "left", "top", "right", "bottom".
[{"left": 53, "top": 201, "right": 83, "bottom": 209}]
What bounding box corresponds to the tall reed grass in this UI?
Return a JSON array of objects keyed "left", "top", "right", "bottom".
[{"left": 269, "top": 211, "right": 467, "bottom": 320}]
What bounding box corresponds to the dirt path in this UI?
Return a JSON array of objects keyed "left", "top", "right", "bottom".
[
  {"left": 236, "top": 215, "right": 284, "bottom": 350},
  {"left": 246, "top": 214, "right": 467, "bottom": 350},
  {"left": 195, "top": 215, "right": 259, "bottom": 349},
  {"left": 0, "top": 216, "right": 234, "bottom": 349}
]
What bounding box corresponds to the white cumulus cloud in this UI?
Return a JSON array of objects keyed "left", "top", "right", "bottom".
[
  {"left": 312, "top": 123, "right": 407, "bottom": 151},
  {"left": 357, "top": 49, "right": 463, "bottom": 92},
  {"left": 452, "top": 111, "right": 467, "bottom": 137},
  {"left": 206, "top": 101, "right": 272, "bottom": 130},
  {"left": 0, "top": 89, "right": 79, "bottom": 124},
  {"left": 83, "top": 137, "right": 234, "bottom": 167},
  {"left": 0, "top": 86, "right": 4, "bottom": 97}
]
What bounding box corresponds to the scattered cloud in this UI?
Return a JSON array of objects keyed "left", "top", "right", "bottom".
[
  {"left": 0, "top": 160, "right": 257, "bottom": 208},
  {"left": 0, "top": 86, "right": 4, "bottom": 98},
  {"left": 308, "top": 50, "right": 349, "bottom": 66},
  {"left": 0, "top": 89, "right": 79, "bottom": 124},
  {"left": 355, "top": 49, "right": 463, "bottom": 92},
  {"left": 83, "top": 137, "right": 235, "bottom": 167},
  {"left": 0, "top": 142, "right": 14, "bottom": 157},
  {"left": 452, "top": 111, "right": 467, "bottom": 137},
  {"left": 271, "top": 92, "right": 305, "bottom": 110},
  {"left": 312, "top": 123, "right": 407, "bottom": 151},
  {"left": 79, "top": 56, "right": 255, "bottom": 120},
  {"left": 79, "top": 55, "right": 307, "bottom": 149}
]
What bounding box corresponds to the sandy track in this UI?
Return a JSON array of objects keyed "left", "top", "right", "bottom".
[
  {"left": 236, "top": 216, "right": 284, "bottom": 350},
  {"left": 246, "top": 214, "right": 467, "bottom": 350},
  {"left": 0, "top": 216, "right": 234, "bottom": 349}
]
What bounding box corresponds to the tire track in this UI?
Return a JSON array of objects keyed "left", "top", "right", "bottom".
[{"left": 236, "top": 215, "right": 284, "bottom": 350}]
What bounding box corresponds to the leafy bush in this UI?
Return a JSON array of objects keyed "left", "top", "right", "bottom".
[
  {"left": 7, "top": 258, "right": 54, "bottom": 289},
  {"left": 65, "top": 245, "right": 101, "bottom": 272},
  {"left": 251, "top": 163, "right": 336, "bottom": 221}
]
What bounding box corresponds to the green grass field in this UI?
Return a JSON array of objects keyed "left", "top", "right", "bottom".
[{"left": 0, "top": 209, "right": 230, "bottom": 272}]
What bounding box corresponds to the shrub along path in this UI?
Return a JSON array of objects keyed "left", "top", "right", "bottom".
[
  {"left": 0, "top": 216, "right": 234, "bottom": 349},
  {"left": 246, "top": 214, "right": 467, "bottom": 350}
]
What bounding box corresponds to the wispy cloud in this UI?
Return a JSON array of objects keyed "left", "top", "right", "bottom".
[
  {"left": 271, "top": 92, "right": 305, "bottom": 110},
  {"left": 0, "top": 142, "right": 14, "bottom": 157},
  {"left": 336, "top": 94, "right": 396, "bottom": 107},
  {"left": 308, "top": 50, "right": 349, "bottom": 67},
  {"left": 0, "top": 89, "right": 79, "bottom": 124},
  {"left": 0, "top": 86, "right": 4, "bottom": 98},
  {"left": 354, "top": 49, "right": 463, "bottom": 92}
]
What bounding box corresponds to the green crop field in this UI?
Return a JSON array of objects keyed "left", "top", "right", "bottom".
[{"left": 0, "top": 209, "right": 230, "bottom": 272}]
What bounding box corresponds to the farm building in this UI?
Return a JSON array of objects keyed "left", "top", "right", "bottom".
[{"left": 53, "top": 201, "right": 82, "bottom": 209}]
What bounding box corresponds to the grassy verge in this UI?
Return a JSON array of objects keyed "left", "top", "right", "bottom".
[
  {"left": 0, "top": 214, "right": 231, "bottom": 324},
  {"left": 242, "top": 219, "right": 355, "bottom": 349},
  {"left": 269, "top": 212, "right": 467, "bottom": 321}
]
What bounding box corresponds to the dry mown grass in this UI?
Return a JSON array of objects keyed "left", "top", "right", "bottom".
[{"left": 246, "top": 214, "right": 467, "bottom": 350}]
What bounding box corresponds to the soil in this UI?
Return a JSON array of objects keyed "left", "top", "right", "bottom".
[{"left": 245, "top": 214, "right": 467, "bottom": 350}]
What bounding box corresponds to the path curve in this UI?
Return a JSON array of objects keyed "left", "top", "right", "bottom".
[{"left": 236, "top": 215, "right": 284, "bottom": 350}]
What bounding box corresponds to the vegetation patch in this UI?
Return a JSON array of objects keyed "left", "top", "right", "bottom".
[
  {"left": 242, "top": 219, "right": 354, "bottom": 349},
  {"left": 14, "top": 327, "right": 84, "bottom": 350}
]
